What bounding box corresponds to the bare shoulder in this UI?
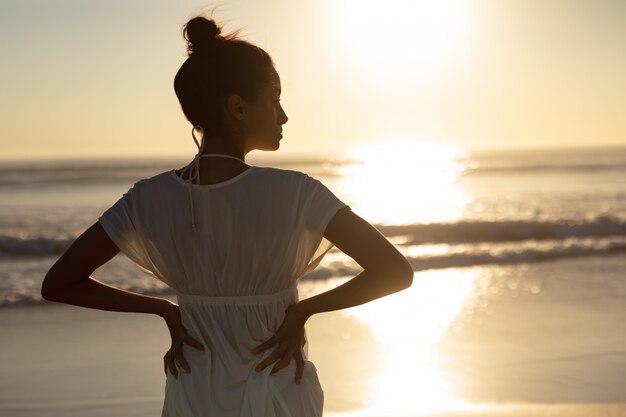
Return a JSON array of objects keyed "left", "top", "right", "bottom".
[{"left": 323, "top": 206, "right": 413, "bottom": 280}]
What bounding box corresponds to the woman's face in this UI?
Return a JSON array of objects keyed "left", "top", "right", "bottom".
[{"left": 242, "top": 68, "right": 288, "bottom": 151}]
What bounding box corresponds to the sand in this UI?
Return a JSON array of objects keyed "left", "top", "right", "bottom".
[{"left": 2, "top": 267, "right": 626, "bottom": 417}]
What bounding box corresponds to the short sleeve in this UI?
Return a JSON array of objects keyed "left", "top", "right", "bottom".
[
  {"left": 98, "top": 181, "right": 155, "bottom": 276},
  {"left": 300, "top": 174, "right": 350, "bottom": 276}
]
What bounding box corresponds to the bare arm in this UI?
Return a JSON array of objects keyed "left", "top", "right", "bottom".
[
  {"left": 294, "top": 206, "right": 413, "bottom": 320},
  {"left": 41, "top": 221, "right": 171, "bottom": 316},
  {"left": 252, "top": 206, "right": 414, "bottom": 376},
  {"left": 41, "top": 221, "right": 204, "bottom": 378}
]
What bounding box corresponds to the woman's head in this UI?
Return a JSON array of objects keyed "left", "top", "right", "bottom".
[{"left": 174, "top": 15, "right": 287, "bottom": 152}]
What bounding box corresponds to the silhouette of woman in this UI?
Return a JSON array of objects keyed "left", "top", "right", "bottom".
[{"left": 41, "top": 12, "right": 413, "bottom": 417}]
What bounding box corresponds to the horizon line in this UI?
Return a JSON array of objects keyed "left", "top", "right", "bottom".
[{"left": 1, "top": 143, "right": 625, "bottom": 163}]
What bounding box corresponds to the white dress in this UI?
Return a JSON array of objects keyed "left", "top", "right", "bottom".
[{"left": 98, "top": 165, "right": 349, "bottom": 417}]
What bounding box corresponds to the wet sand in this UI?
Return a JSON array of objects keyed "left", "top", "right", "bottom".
[{"left": 2, "top": 257, "right": 626, "bottom": 416}]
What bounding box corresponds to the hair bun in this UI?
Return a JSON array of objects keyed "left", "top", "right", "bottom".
[{"left": 184, "top": 16, "right": 222, "bottom": 56}]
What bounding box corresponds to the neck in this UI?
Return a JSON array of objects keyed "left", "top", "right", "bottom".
[{"left": 200, "top": 133, "right": 247, "bottom": 161}]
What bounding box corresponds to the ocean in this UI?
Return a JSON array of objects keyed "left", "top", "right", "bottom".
[
  {"left": 1, "top": 145, "right": 626, "bottom": 414},
  {"left": 1, "top": 146, "right": 624, "bottom": 309}
]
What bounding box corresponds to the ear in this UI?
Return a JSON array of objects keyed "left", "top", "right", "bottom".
[{"left": 226, "top": 94, "right": 246, "bottom": 121}]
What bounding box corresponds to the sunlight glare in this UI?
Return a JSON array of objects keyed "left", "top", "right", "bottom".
[
  {"left": 329, "top": 0, "right": 471, "bottom": 80},
  {"left": 339, "top": 268, "right": 484, "bottom": 415},
  {"left": 338, "top": 139, "right": 471, "bottom": 225}
]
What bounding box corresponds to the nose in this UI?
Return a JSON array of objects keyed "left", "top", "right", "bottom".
[{"left": 278, "top": 104, "right": 288, "bottom": 125}]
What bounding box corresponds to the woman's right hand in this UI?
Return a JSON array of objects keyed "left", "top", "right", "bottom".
[
  {"left": 250, "top": 303, "right": 309, "bottom": 384},
  {"left": 161, "top": 301, "right": 205, "bottom": 379}
]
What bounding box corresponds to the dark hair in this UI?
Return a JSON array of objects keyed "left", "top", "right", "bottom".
[{"left": 174, "top": 14, "right": 275, "bottom": 133}]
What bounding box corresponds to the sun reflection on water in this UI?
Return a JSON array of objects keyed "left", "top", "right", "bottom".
[
  {"left": 336, "top": 268, "right": 483, "bottom": 415},
  {"left": 337, "top": 139, "right": 471, "bottom": 225},
  {"left": 322, "top": 139, "right": 488, "bottom": 415}
]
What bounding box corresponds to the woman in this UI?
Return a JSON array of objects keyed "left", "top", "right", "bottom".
[{"left": 41, "top": 14, "right": 413, "bottom": 417}]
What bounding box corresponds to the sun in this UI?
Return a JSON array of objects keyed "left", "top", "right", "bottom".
[{"left": 327, "top": 0, "right": 471, "bottom": 80}]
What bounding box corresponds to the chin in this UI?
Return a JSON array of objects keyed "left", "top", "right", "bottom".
[
  {"left": 256, "top": 143, "right": 280, "bottom": 152},
  {"left": 268, "top": 139, "right": 281, "bottom": 151},
  {"left": 257, "top": 134, "right": 280, "bottom": 150}
]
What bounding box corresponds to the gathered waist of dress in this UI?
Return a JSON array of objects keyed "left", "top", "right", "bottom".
[{"left": 175, "top": 284, "right": 299, "bottom": 306}]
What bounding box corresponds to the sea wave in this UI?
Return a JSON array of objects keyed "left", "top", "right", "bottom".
[
  {"left": 3, "top": 216, "right": 626, "bottom": 257},
  {"left": 0, "top": 236, "right": 75, "bottom": 256},
  {"left": 463, "top": 162, "right": 626, "bottom": 175},
  {"left": 3, "top": 237, "right": 625, "bottom": 309},
  {"left": 377, "top": 216, "right": 626, "bottom": 245},
  {"left": 302, "top": 237, "right": 626, "bottom": 280},
  {"left": 0, "top": 285, "right": 175, "bottom": 309}
]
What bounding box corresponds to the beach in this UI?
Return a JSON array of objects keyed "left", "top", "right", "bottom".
[
  {"left": 2, "top": 254, "right": 626, "bottom": 417},
  {"left": 2, "top": 147, "right": 626, "bottom": 416}
]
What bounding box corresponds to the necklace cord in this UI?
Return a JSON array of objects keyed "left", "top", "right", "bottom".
[{"left": 180, "top": 125, "right": 247, "bottom": 231}]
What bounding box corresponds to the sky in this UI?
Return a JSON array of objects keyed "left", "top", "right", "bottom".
[{"left": 1, "top": 0, "right": 625, "bottom": 160}]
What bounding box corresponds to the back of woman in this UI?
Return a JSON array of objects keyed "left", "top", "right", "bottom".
[
  {"left": 98, "top": 159, "right": 348, "bottom": 414},
  {"left": 42, "top": 12, "right": 413, "bottom": 417},
  {"left": 99, "top": 166, "right": 344, "bottom": 297}
]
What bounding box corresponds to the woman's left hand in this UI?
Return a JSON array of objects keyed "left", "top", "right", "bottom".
[{"left": 160, "top": 301, "right": 205, "bottom": 379}]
